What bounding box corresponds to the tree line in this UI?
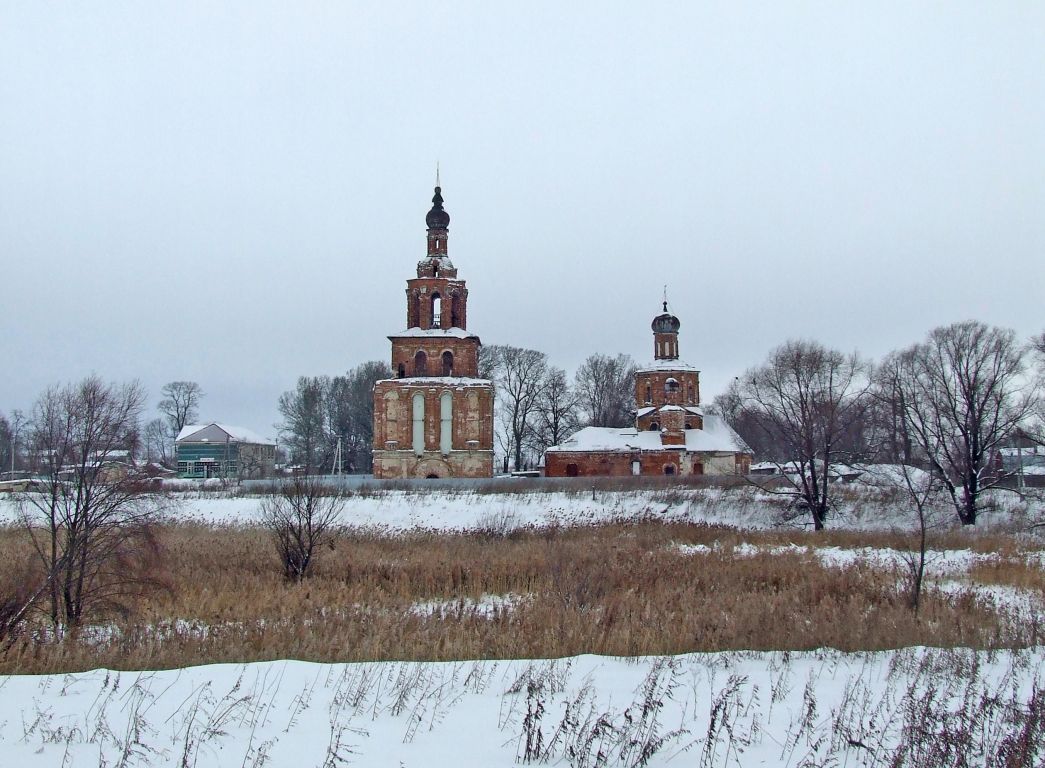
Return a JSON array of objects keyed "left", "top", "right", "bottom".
[{"left": 713, "top": 321, "right": 1044, "bottom": 528}]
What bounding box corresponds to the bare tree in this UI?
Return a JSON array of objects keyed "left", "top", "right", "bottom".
[
  {"left": 477, "top": 343, "right": 499, "bottom": 380},
  {"left": 259, "top": 477, "right": 345, "bottom": 581},
  {"left": 278, "top": 376, "right": 328, "bottom": 474},
  {"left": 529, "top": 366, "right": 580, "bottom": 455},
  {"left": 574, "top": 353, "right": 637, "bottom": 428},
  {"left": 886, "top": 321, "right": 1034, "bottom": 525},
  {"left": 0, "top": 414, "right": 10, "bottom": 477},
  {"left": 324, "top": 361, "right": 393, "bottom": 473},
  {"left": 158, "top": 381, "right": 203, "bottom": 437},
  {"left": 1029, "top": 331, "right": 1045, "bottom": 448},
  {"left": 142, "top": 417, "right": 174, "bottom": 466},
  {"left": 16, "top": 377, "right": 166, "bottom": 631},
  {"left": 486, "top": 345, "right": 549, "bottom": 471},
  {"left": 741, "top": 340, "right": 869, "bottom": 530}
]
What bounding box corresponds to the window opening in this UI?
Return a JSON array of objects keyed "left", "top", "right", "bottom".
[{"left": 412, "top": 393, "right": 425, "bottom": 455}]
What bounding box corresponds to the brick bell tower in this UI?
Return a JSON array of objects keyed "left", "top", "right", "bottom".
[
  {"left": 634, "top": 300, "right": 703, "bottom": 444},
  {"left": 371, "top": 184, "right": 495, "bottom": 479}
]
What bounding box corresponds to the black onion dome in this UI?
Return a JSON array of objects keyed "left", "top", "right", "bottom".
[
  {"left": 651, "top": 301, "right": 681, "bottom": 333},
  {"left": 426, "top": 186, "right": 450, "bottom": 229}
]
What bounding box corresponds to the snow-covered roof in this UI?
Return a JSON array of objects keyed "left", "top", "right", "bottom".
[
  {"left": 375, "top": 377, "right": 493, "bottom": 387},
  {"left": 635, "top": 359, "right": 700, "bottom": 374},
  {"left": 388, "top": 327, "right": 478, "bottom": 340},
  {"left": 638, "top": 405, "right": 703, "bottom": 418},
  {"left": 546, "top": 414, "right": 752, "bottom": 455},
  {"left": 176, "top": 423, "right": 275, "bottom": 445}
]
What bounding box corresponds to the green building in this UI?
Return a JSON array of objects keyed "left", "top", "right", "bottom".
[{"left": 175, "top": 423, "right": 276, "bottom": 479}]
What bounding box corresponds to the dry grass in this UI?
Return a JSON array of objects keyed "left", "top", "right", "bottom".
[{"left": 0, "top": 518, "right": 1040, "bottom": 674}]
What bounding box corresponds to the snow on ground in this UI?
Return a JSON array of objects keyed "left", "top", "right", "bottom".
[
  {"left": 409, "top": 592, "right": 529, "bottom": 620},
  {"left": 2, "top": 483, "right": 1040, "bottom": 533},
  {"left": 2, "top": 647, "right": 1042, "bottom": 767},
  {"left": 677, "top": 541, "right": 1045, "bottom": 626}
]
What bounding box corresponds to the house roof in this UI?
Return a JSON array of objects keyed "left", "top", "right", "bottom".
[
  {"left": 545, "top": 414, "right": 752, "bottom": 455},
  {"left": 176, "top": 423, "right": 275, "bottom": 445}
]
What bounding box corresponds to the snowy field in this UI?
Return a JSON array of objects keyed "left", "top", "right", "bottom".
[
  {"left": 2, "top": 483, "right": 1033, "bottom": 532},
  {"left": 2, "top": 486, "right": 1044, "bottom": 765},
  {"left": 3, "top": 647, "right": 1042, "bottom": 767}
]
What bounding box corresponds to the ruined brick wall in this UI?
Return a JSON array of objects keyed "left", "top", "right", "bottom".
[
  {"left": 545, "top": 450, "right": 745, "bottom": 478},
  {"left": 372, "top": 379, "right": 494, "bottom": 479},
  {"left": 390, "top": 337, "right": 479, "bottom": 379},
  {"left": 634, "top": 370, "right": 700, "bottom": 409}
]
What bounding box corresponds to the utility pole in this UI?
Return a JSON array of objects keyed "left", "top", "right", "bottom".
[{"left": 332, "top": 437, "right": 343, "bottom": 476}]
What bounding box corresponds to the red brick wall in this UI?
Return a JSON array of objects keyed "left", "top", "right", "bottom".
[
  {"left": 635, "top": 370, "right": 700, "bottom": 408},
  {"left": 545, "top": 451, "right": 691, "bottom": 477},
  {"left": 373, "top": 380, "right": 494, "bottom": 452},
  {"left": 405, "top": 278, "right": 468, "bottom": 330},
  {"left": 390, "top": 337, "right": 480, "bottom": 378}
]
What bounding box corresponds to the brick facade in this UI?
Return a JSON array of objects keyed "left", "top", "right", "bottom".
[
  {"left": 372, "top": 186, "right": 495, "bottom": 479},
  {"left": 544, "top": 302, "right": 752, "bottom": 478}
]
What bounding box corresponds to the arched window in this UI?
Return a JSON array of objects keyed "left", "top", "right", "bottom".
[
  {"left": 665, "top": 378, "right": 679, "bottom": 393},
  {"left": 648, "top": 422, "right": 660, "bottom": 432},
  {"left": 397, "top": 363, "right": 406, "bottom": 379},
  {"left": 384, "top": 392, "right": 399, "bottom": 441},
  {"left": 663, "top": 465, "right": 676, "bottom": 476},
  {"left": 410, "top": 292, "right": 421, "bottom": 328},
  {"left": 414, "top": 350, "right": 428, "bottom": 377},
  {"left": 412, "top": 393, "right": 425, "bottom": 456},
  {"left": 441, "top": 350, "right": 454, "bottom": 376},
  {"left": 450, "top": 295, "right": 461, "bottom": 327},
  {"left": 684, "top": 422, "right": 693, "bottom": 430},
  {"left": 440, "top": 391, "right": 453, "bottom": 455},
  {"left": 431, "top": 293, "right": 442, "bottom": 328},
  {"left": 687, "top": 383, "right": 695, "bottom": 403},
  {"left": 645, "top": 383, "right": 652, "bottom": 404},
  {"left": 694, "top": 462, "right": 704, "bottom": 475},
  {"left": 566, "top": 463, "right": 579, "bottom": 477}
]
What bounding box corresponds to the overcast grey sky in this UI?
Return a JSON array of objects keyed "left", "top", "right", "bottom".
[{"left": 2, "top": 2, "right": 1043, "bottom": 438}]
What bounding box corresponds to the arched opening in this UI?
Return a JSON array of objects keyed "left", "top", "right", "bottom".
[
  {"left": 426, "top": 473, "right": 440, "bottom": 479},
  {"left": 441, "top": 350, "right": 454, "bottom": 376},
  {"left": 411, "top": 393, "right": 425, "bottom": 456},
  {"left": 384, "top": 393, "right": 399, "bottom": 441},
  {"left": 687, "top": 383, "right": 695, "bottom": 403},
  {"left": 566, "top": 463, "right": 579, "bottom": 477},
  {"left": 663, "top": 465, "right": 676, "bottom": 476},
  {"left": 684, "top": 422, "right": 693, "bottom": 430},
  {"left": 694, "top": 462, "right": 704, "bottom": 475},
  {"left": 648, "top": 422, "right": 660, "bottom": 432},
  {"left": 397, "top": 363, "right": 406, "bottom": 379},
  {"left": 645, "top": 383, "right": 652, "bottom": 404},
  {"left": 450, "top": 295, "right": 462, "bottom": 327},
  {"left": 431, "top": 293, "right": 442, "bottom": 328},
  {"left": 439, "top": 391, "right": 453, "bottom": 455},
  {"left": 410, "top": 292, "right": 421, "bottom": 328},
  {"left": 665, "top": 378, "right": 679, "bottom": 393},
  {"left": 414, "top": 350, "right": 428, "bottom": 377}
]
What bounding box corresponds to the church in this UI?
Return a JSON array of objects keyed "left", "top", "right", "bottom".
[
  {"left": 371, "top": 184, "right": 751, "bottom": 480},
  {"left": 543, "top": 304, "right": 753, "bottom": 477},
  {"left": 371, "top": 186, "right": 495, "bottom": 479}
]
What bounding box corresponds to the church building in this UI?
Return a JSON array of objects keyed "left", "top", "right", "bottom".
[
  {"left": 371, "top": 186, "right": 495, "bottom": 479},
  {"left": 544, "top": 304, "right": 752, "bottom": 477}
]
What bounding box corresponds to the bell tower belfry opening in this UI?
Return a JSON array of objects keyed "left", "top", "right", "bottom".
[{"left": 371, "top": 184, "right": 495, "bottom": 479}]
